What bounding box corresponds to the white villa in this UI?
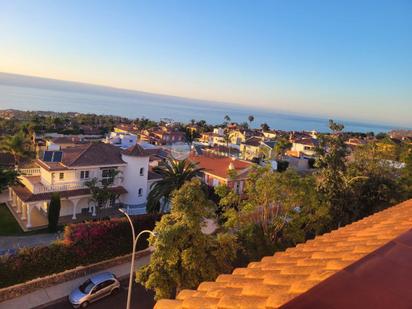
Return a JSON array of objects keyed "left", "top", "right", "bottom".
[
  {"left": 104, "top": 131, "right": 138, "bottom": 149},
  {"left": 8, "top": 143, "right": 159, "bottom": 230}
]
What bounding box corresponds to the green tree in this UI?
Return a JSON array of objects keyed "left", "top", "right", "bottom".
[
  {"left": 136, "top": 179, "right": 238, "bottom": 300},
  {"left": 0, "top": 168, "right": 19, "bottom": 193},
  {"left": 260, "top": 123, "right": 270, "bottom": 131},
  {"left": 315, "top": 120, "right": 349, "bottom": 227},
  {"left": 147, "top": 158, "right": 203, "bottom": 213},
  {"left": 48, "top": 193, "right": 61, "bottom": 232},
  {"left": 346, "top": 143, "right": 404, "bottom": 219},
  {"left": 85, "top": 171, "right": 120, "bottom": 217},
  {"left": 401, "top": 149, "right": 412, "bottom": 199},
  {"left": 225, "top": 167, "right": 328, "bottom": 259},
  {"left": 273, "top": 138, "right": 291, "bottom": 159},
  {"left": 0, "top": 131, "right": 31, "bottom": 165}
]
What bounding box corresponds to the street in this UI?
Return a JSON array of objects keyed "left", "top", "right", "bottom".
[{"left": 43, "top": 278, "right": 155, "bottom": 309}]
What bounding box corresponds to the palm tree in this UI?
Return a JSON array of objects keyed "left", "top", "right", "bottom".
[
  {"left": 147, "top": 158, "right": 204, "bottom": 213},
  {"left": 0, "top": 167, "right": 19, "bottom": 193},
  {"left": 224, "top": 115, "right": 231, "bottom": 123},
  {"left": 261, "top": 123, "right": 270, "bottom": 131},
  {"left": 248, "top": 115, "right": 254, "bottom": 128},
  {"left": 0, "top": 131, "right": 31, "bottom": 166}
]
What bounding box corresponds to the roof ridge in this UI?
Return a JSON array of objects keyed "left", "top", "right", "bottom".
[{"left": 65, "top": 143, "right": 93, "bottom": 167}]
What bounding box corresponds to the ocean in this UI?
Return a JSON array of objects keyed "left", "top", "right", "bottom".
[{"left": 0, "top": 74, "right": 399, "bottom": 133}]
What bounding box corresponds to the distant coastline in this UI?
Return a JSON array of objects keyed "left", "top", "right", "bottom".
[{"left": 0, "top": 72, "right": 406, "bottom": 133}]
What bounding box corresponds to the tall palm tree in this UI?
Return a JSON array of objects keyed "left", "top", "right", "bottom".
[
  {"left": 248, "top": 115, "right": 254, "bottom": 128},
  {"left": 0, "top": 131, "right": 31, "bottom": 166},
  {"left": 147, "top": 158, "right": 204, "bottom": 213}
]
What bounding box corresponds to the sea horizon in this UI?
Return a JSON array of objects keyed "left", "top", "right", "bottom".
[{"left": 0, "top": 72, "right": 407, "bottom": 133}]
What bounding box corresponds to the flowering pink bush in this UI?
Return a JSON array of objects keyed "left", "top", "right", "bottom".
[{"left": 0, "top": 214, "right": 161, "bottom": 288}]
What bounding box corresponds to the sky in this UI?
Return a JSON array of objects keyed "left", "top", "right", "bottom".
[{"left": 0, "top": 0, "right": 411, "bottom": 127}]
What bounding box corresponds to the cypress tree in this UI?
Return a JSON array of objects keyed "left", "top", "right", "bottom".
[{"left": 48, "top": 192, "right": 61, "bottom": 232}]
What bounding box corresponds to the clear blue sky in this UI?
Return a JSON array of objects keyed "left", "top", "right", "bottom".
[{"left": 0, "top": 0, "right": 411, "bottom": 126}]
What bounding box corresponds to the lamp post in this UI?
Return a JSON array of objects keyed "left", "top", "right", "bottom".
[{"left": 119, "top": 208, "right": 156, "bottom": 309}]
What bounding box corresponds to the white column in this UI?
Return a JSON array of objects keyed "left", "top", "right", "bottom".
[
  {"left": 21, "top": 203, "right": 27, "bottom": 220},
  {"left": 71, "top": 199, "right": 80, "bottom": 220},
  {"left": 92, "top": 204, "right": 96, "bottom": 217},
  {"left": 16, "top": 198, "right": 21, "bottom": 213},
  {"left": 8, "top": 187, "right": 12, "bottom": 202},
  {"left": 26, "top": 204, "right": 32, "bottom": 228}
]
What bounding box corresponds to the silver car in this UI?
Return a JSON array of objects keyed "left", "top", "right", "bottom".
[{"left": 68, "top": 272, "right": 121, "bottom": 308}]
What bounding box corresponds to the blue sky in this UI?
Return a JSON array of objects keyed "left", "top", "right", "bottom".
[{"left": 0, "top": 0, "right": 411, "bottom": 126}]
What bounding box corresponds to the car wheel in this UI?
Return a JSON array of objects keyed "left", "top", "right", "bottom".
[
  {"left": 111, "top": 287, "right": 120, "bottom": 295},
  {"left": 81, "top": 301, "right": 89, "bottom": 308}
]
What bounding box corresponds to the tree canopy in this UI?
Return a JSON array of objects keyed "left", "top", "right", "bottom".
[{"left": 137, "top": 178, "right": 238, "bottom": 300}]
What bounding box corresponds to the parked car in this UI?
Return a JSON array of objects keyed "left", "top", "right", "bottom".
[{"left": 68, "top": 272, "right": 120, "bottom": 308}]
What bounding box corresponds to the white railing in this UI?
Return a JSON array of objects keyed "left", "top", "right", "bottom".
[
  {"left": 31, "top": 178, "right": 123, "bottom": 194},
  {"left": 19, "top": 168, "right": 41, "bottom": 176}
]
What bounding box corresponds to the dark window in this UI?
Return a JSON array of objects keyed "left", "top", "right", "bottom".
[
  {"left": 138, "top": 188, "right": 143, "bottom": 197},
  {"left": 102, "top": 169, "right": 115, "bottom": 185},
  {"left": 139, "top": 167, "right": 144, "bottom": 176},
  {"left": 80, "top": 171, "right": 89, "bottom": 179},
  {"left": 59, "top": 172, "right": 64, "bottom": 180}
]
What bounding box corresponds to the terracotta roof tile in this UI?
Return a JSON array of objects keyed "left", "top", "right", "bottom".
[
  {"left": 155, "top": 199, "right": 412, "bottom": 309},
  {"left": 189, "top": 154, "right": 253, "bottom": 179}
]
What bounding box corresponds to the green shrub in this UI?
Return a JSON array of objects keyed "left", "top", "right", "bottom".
[
  {"left": 0, "top": 214, "right": 161, "bottom": 288},
  {"left": 277, "top": 160, "right": 289, "bottom": 172}
]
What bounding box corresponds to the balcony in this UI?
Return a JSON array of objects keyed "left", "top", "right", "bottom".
[
  {"left": 19, "top": 168, "right": 41, "bottom": 176},
  {"left": 19, "top": 175, "right": 123, "bottom": 194}
]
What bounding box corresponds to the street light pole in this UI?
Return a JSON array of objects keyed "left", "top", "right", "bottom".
[{"left": 119, "top": 208, "right": 156, "bottom": 309}]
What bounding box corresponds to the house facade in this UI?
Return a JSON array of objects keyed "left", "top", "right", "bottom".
[
  {"left": 189, "top": 153, "right": 253, "bottom": 194},
  {"left": 9, "top": 143, "right": 157, "bottom": 229}
]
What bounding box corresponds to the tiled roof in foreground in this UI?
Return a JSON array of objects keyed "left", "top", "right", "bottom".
[{"left": 155, "top": 199, "right": 412, "bottom": 309}]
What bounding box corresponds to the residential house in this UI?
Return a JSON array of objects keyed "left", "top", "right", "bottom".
[
  {"left": 290, "top": 138, "right": 318, "bottom": 158},
  {"left": 8, "top": 143, "right": 157, "bottom": 230},
  {"left": 240, "top": 138, "right": 276, "bottom": 161},
  {"left": 104, "top": 131, "right": 138, "bottom": 149},
  {"left": 189, "top": 153, "right": 253, "bottom": 194},
  {"left": 46, "top": 136, "right": 88, "bottom": 150},
  {"left": 240, "top": 137, "right": 262, "bottom": 160},
  {"left": 145, "top": 126, "right": 186, "bottom": 145}
]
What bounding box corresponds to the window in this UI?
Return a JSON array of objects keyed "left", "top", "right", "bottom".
[
  {"left": 139, "top": 167, "right": 144, "bottom": 176},
  {"left": 138, "top": 188, "right": 143, "bottom": 197},
  {"left": 102, "top": 168, "right": 115, "bottom": 185},
  {"left": 80, "top": 170, "right": 90, "bottom": 179},
  {"left": 59, "top": 173, "right": 64, "bottom": 180}
]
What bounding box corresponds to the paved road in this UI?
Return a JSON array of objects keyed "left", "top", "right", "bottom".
[{"left": 43, "top": 278, "right": 155, "bottom": 309}]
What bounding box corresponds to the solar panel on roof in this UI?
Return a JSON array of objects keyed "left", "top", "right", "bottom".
[
  {"left": 52, "top": 151, "right": 62, "bottom": 162},
  {"left": 43, "top": 151, "right": 53, "bottom": 162},
  {"left": 43, "top": 151, "right": 62, "bottom": 162}
]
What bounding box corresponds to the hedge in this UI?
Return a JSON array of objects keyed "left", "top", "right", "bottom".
[{"left": 0, "top": 214, "right": 161, "bottom": 288}]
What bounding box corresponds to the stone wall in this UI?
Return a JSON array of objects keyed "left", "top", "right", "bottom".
[{"left": 0, "top": 248, "right": 151, "bottom": 303}]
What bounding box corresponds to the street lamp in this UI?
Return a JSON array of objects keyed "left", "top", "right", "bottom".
[{"left": 119, "top": 208, "right": 156, "bottom": 309}]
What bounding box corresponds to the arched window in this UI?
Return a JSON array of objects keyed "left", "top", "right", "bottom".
[
  {"left": 139, "top": 167, "right": 144, "bottom": 176},
  {"left": 138, "top": 188, "right": 143, "bottom": 197}
]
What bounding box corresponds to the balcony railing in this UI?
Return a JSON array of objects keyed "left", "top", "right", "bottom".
[
  {"left": 30, "top": 178, "right": 123, "bottom": 194},
  {"left": 19, "top": 168, "right": 41, "bottom": 176}
]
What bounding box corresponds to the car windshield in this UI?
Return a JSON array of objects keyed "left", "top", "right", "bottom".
[{"left": 79, "top": 279, "right": 94, "bottom": 294}]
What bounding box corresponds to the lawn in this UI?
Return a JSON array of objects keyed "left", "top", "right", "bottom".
[{"left": 0, "top": 203, "right": 23, "bottom": 236}]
